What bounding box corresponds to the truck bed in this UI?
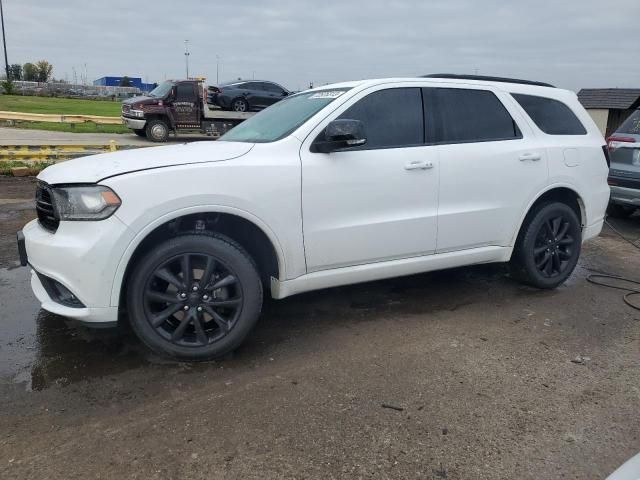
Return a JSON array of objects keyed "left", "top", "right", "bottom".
[{"left": 202, "top": 103, "right": 254, "bottom": 120}]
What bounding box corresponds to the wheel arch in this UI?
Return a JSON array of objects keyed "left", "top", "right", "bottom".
[
  {"left": 511, "top": 185, "right": 586, "bottom": 249},
  {"left": 111, "top": 206, "right": 287, "bottom": 311}
]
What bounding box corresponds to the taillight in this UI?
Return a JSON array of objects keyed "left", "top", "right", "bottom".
[
  {"left": 210, "top": 87, "right": 222, "bottom": 94},
  {"left": 607, "top": 136, "right": 636, "bottom": 151}
]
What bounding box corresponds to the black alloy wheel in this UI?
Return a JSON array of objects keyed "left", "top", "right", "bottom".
[
  {"left": 127, "top": 234, "right": 262, "bottom": 360},
  {"left": 144, "top": 252, "right": 243, "bottom": 347},
  {"left": 532, "top": 215, "right": 576, "bottom": 278},
  {"left": 511, "top": 202, "right": 581, "bottom": 289}
]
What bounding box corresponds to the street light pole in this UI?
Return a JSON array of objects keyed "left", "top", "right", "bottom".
[
  {"left": 0, "top": 0, "right": 10, "bottom": 81},
  {"left": 216, "top": 55, "right": 219, "bottom": 84},
  {"left": 184, "top": 40, "right": 190, "bottom": 79}
]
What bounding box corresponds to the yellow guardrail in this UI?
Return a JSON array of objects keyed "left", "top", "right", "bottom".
[
  {"left": 0, "top": 110, "right": 122, "bottom": 125},
  {"left": 0, "top": 142, "right": 126, "bottom": 162}
]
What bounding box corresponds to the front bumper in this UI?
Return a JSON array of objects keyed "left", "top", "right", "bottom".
[
  {"left": 22, "top": 216, "right": 135, "bottom": 324},
  {"left": 121, "top": 116, "right": 147, "bottom": 130}
]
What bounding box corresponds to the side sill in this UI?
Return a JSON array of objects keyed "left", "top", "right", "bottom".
[{"left": 271, "top": 246, "right": 512, "bottom": 299}]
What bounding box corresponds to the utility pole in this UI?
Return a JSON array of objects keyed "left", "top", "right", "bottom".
[
  {"left": 184, "top": 40, "right": 190, "bottom": 79},
  {"left": 0, "top": 0, "right": 10, "bottom": 81},
  {"left": 216, "top": 55, "right": 219, "bottom": 84}
]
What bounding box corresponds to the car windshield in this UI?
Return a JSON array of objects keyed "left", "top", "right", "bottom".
[
  {"left": 148, "top": 81, "right": 174, "bottom": 98},
  {"left": 220, "top": 88, "right": 351, "bottom": 143},
  {"left": 617, "top": 110, "right": 640, "bottom": 135}
]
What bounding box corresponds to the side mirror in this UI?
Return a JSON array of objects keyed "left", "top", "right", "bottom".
[
  {"left": 282, "top": 91, "right": 289, "bottom": 96},
  {"left": 312, "top": 119, "right": 367, "bottom": 153}
]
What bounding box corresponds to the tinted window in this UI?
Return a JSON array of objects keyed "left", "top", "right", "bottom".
[
  {"left": 425, "top": 88, "right": 521, "bottom": 144},
  {"left": 337, "top": 88, "right": 423, "bottom": 149},
  {"left": 244, "top": 82, "right": 263, "bottom": 91},
  {"left": 263, "top": 83, "right": 285, "bottom": 94},
  {"left": 176, "top": 83, "right": 194, "bottom": 100},
  {"left": 513, "top": 94, "right": 587, "bottom": 135},
  {"left": 617, "top": 109, "right": 640, "bottom": 135}
]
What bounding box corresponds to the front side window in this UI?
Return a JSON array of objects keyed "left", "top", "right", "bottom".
[
  {"left": 221, "top": 88, "right": 351, "bottom": 143},
  {"left": 337, "top": 88, "right": 424, "bottom": 149},
  {"left": 264, "top": 83, "right": 285, "bottom": 94},
  {"left": 425, "top": 88, "right": 521, "bottom": 144},
  {"left": 513, "top": 94, "right": 587, "bottom": 135}
]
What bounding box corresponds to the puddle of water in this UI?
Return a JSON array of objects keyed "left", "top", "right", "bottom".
[{"left": 0, "top": 267, "right": 149, "bottom": 391}]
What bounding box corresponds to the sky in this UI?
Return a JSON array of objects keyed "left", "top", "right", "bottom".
[{"left": 4, "top": 0, "right": 640, "bottom": 92}]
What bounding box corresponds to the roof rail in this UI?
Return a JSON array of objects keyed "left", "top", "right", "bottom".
[{"left": 421, "top": 74, "right": 555, "bottom": 88}]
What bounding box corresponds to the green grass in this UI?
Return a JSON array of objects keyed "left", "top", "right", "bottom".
[
  {"left": 0, "top": 94, "right": 122, "bottom": 116},
  {"left": 9, "top": 121, "right": 129, "bottom": 134},
  {"left": 0, "top": 160, "right": 53, "bottom": 176}
]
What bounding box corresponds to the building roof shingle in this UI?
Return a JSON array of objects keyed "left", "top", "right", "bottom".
[{"left": 577, "top": 88, "right": 640, "bottom": 110}]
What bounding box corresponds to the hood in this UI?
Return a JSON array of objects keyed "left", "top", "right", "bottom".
[
  {"left": 122, "top": 95, "right": 155, "bottom": 105},
  {"left": 38, "top": 141, "right": 254, "bottom": 184}
]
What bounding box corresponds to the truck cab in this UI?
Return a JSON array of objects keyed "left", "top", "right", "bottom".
[{"left": 121, "top": 79, "right": 252, "bottom": 142}]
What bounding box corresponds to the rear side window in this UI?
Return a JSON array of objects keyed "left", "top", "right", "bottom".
[
  {"left": 617, "top": 110, "right": 640, "bottom": 134},
  {"left": 424, "top": 88, "right": 521, "bottom": 144},
  {"left": 338, "top": 88, "right": 423, "bottom": 149},
  {"left": 513, "top": 94, "right": 587, "bottom": 135}
]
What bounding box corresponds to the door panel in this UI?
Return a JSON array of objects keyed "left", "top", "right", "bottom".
[
  {"left": 427, "top": 87, "right": 548, "bottom": 252},
  {"left": 435, "top": 140, "right": 547, "bottom": 251},
  {"left": 300, "top": 86, "right": 439, "bottom": 272},
  {"left": 171, "top": 83, "right": 199, "bottom": 126}
]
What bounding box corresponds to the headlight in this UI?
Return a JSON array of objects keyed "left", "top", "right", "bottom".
[
  {"left": 50, "top": 185, "right": 121, "bottom": 221},
  {"left": 130, "top": 109, "right": 145, "bottom": 118}
]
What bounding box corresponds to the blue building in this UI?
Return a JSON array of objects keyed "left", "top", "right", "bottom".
[{"left": 93, "top": 76, "right": 155, "bottom": 91}]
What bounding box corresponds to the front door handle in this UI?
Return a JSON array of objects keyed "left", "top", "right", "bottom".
[
  {"left": 519, "top": 152, "right": 542, "bottom": 162},
  {"left": 405, "top": 160, "right": 434, "bottom": 171}
]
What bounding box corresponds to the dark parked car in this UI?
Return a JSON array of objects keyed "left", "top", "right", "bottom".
[
  {"left": 607, "top": 109, "right": 640, "bottom": 217},
  {"left": 208, "top": 80, "right": 290, "bottom": 112}
]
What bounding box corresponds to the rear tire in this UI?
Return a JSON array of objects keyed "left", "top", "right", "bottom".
[
  {"left": 127, "top": 234, "right": 263, "bottom": 361},
  {"left": 145, "top": 119, "right": 170, "bottom": 142},
  {"left": 133, "top": 129, "right": 146, "bottom": 137},
  {"left": 231, "top": 97, "right": 249, "bottom": 112},
  {"left": 510, "top": 202, "right": 582, "bottom": 289},
  {"left": 607, "top": 203, "right": 635, "bottom": 218}
]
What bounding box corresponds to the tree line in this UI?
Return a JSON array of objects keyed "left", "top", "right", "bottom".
[{"left": 7, "top": 60, "right": 53, "bottom": 83}]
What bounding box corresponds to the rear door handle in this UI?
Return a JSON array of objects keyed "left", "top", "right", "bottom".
[
  {"left": 405, "top": 160, "right": 434, "bottom": 170},
  {"left": 519, "top": 152, "right": 542, "bottom": 162}
]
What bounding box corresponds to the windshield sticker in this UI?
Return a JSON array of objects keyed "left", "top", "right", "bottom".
[{"left": 309, "top": 90, "right": 345, "bottom": 99}]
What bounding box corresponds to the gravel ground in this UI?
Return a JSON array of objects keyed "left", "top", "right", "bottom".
[{"left": 0, "top": 178, "right": 639, "bottom": 480}]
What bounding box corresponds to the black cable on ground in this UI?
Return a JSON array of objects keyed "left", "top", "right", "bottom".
[{"left": 586, "top": 217, "right": 640, "bottom": 312}]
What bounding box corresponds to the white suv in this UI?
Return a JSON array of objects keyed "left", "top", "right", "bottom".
[{"left": 18, "top": 75, "right": 610, "bottom": 360}]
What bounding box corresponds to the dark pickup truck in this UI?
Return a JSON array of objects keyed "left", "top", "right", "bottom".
[{"left": 121, "top": 79, "right": 253, "bottom": 142}]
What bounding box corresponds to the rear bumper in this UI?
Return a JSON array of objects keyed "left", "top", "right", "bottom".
[
  {"left": 609, "top": 185, "right": 640, "bottom": 207},
  {"left": 122, "top": 116, "right": 146, "bottom": 130}
]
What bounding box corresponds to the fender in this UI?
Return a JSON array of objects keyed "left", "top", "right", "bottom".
[
  {"left": 109, "top": 204, "right": 288, "bottom": 307},
  {"left": 509, "top": 182, "right": 585, "bottom": 248}
]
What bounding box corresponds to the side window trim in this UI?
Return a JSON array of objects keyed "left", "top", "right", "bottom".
[{"left": 422, "top": 87, "right": 524, "bottom": 146}]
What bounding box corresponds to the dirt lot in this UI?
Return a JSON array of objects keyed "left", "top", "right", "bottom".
[{"left": 1, "top": 177, "right": 639, "bottom": 480}]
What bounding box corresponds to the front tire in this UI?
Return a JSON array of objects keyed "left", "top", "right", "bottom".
[
  {"left": 510, "top": 202, "right": 582, "bottom": 289},
  {"left": 127, "top": 234, "right": 263, "bottom": 361},
  {"left": 145, "top": 119, "right": 170, "bottom": 142}
]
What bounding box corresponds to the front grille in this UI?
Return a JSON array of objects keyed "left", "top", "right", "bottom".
[{"left": 35, "top": 181, "right": 59, "bottom": 232}]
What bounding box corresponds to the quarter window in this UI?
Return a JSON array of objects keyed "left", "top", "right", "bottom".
[
  {"left": 424, "top": 88, "right": 521, "bottom": 144},
  {"left": 513, "top": 94, "right": 587, "bottom": 135},
  {"left": 337, "top": 88, "right": 424, "bottom": 149}
]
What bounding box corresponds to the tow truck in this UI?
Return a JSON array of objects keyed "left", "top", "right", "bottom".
[{"left": 121, "top": 78, "right": 253, "bottom": 142}]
